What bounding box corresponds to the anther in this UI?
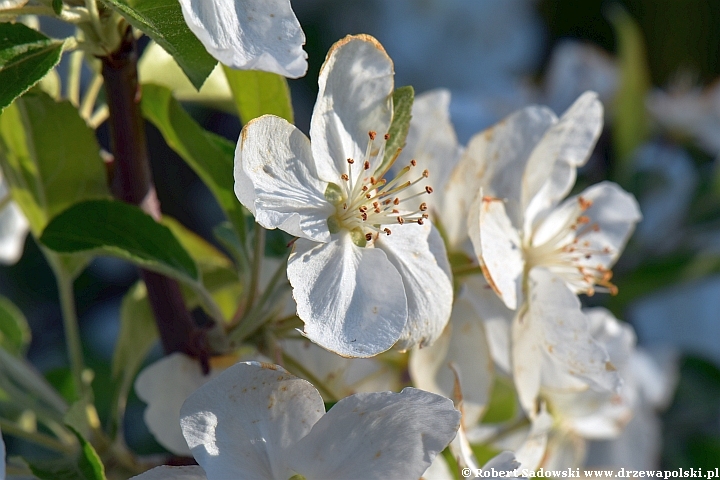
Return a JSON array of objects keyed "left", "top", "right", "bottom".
[
  {"left": 384, "top": 228, "right": 392, "bottom": 235},
  {"left": 417, "top": 218, "right": 424, "bottom": 225},
  {"left": 347, "top": 158, "right": 354, "bottom": 164},
  {"left": 422, "top": 169, "right": 429, "bottom": 178},
  {"left": 370, "top": 176, "right": 376, "bottom": 184},
  {"left": 397, "top": 217, "right": 405, "bottom": 225},
  {"left": 419, "top": 202, "right": 427, "bottom": 211},
  {"left": 341, "top": 173, "right": 349, "bottom": 181},
  {"left": 365, "top": 233, "right": 373, "bottom": 241},
  {"left": 578, "top": 196, "right": 593, "bottom": 211},
  {"left": 410, "top": 159, "right": 417, "bottom": 167},
  {"left": 384, "top": 133, "right": 390, "bottom": 140},
  {"left": 393, "top": 198, "right": 400, "bottom": 205},
  {"left": 425, "top": 186, "right": 433, "bottom": 194},
  {"left": 577, "top": 216, "right": 590, "bottom": 224},
  {"left": 368, "top": 131, "right": 377, "bottom": 140},
  {"left": 364, "top": 160, "right": 370, "bottom": 170}
]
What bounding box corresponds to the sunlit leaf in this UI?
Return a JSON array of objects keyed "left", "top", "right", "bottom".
[
  {"left": 39, "top": 199, "right": 198, "bottom": 282},
  {"left": 223, "top": 66, "right": 294, "bottom": 124},
  {"left": 0, "top": 23, "right": 64, "bottom": 113},
  {"left": 0, "top": 294, "right": 30, "bottom": 356},
  {"left": 141, "top": 84, "right": 246, "bottom": 244}
]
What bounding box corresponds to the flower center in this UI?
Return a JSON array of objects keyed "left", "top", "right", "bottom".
[
  {"left": 325, "top": 131, "right": 432, "bottom": 246},
  {"left": 525, "top": 196, "right": 617, "bottom": 296}
]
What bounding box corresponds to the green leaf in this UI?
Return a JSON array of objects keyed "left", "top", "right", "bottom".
[
  {"left": 100, "top": 0, "right": 216, "bottom": 90},
  {"left": 0, "top": 295, "right": 30, "bottom": 356},
  {"left": 0, "top": 23, "right": 64, "bottom": 113},
  {"left": 112, "top": 282, "right": 157, "bottom": 382},
  {"left": 109, "top": 281, "right": 158, "bottom": 434},
  {"left": 52, "top": 0, "right": 63, "bottom": 15},
  {"left": 223, "top": 66, "right": 294, "bottom": 124},
  {"left": 608, "top": 6, "right": 651, "bottom": 183},
  {"left": 39, "top": 199, "right": 198, "bottom": 282},
  {"left": 380, "top": 85, "right": 414, "bottom": 173},
  {"left": 28, "top": 427, "right": 106, "bottom": 480},
  {"left": 0, "top": 91, "right": 110, "bottom": 236},
  {"left": 141, "top": 84, "right": 247, "bottom": 241}
]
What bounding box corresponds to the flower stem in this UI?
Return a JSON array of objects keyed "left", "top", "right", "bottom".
[
  {"left": 67, "top": 48, "right": 83, "bottom": 107},
  {"left": 49, "top": 262, "right": 86, "bottom": 401},
  {"left": 0, "top": 418, "right": 74, "bottom": 454},
  {"left": 100, "top": 26, "right": 211, "bottom": 370},
  {"left": 80, "top": 72, "right": 104, "bottom": 121},
  {"left": 245, "top": 224, "right": 266, "bottom": 313}
]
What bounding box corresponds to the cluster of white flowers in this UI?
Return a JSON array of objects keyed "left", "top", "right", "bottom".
[{"left": 126, "top": 1, "right": 662, "bottom": 469}]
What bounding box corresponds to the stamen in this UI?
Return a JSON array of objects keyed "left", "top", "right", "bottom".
[{"left": 327, "top": 127, "right": 434, "bottom": 244}]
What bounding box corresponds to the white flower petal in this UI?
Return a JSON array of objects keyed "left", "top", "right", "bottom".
[
  {"left": 470, "top": 196, "right": 524, "bottom": 310},
  {"left": 135, "top": 353, "right": 219, "bottom": 456},
  {"left": 482, "top": 451, "right": 522, "bottom": 474},
  {"left": 180, "top": 362, "right": 324, "bottom": 480},
  {"left": 585, "top": 408, "right": 662, "bottom": 469},
  {"left": 521, "top": 91, "right": 603, "bottom": 230},
  {"left": 513, "top": 268, "right": 620, "bottom": 415},
  {"left": 0, "top": 200, "right": 28, "bottom": 265},
  {"left": 375, "top": 223, "right": 453, "bottom": 350},
  {"left": 409, "top": 290, "right": 494, "bottom": 427},
  {"left": 398, "top": 89, "right": 462, "bottom": 196},
  {"left": 461, "top": 105, "right": 557, "bottom": 227},
  {"left": 310, "top": 35, "right": 393, "bottom": 183},
  {"left": 423, "top": 454, "right": 455, "bottom": 480},
  {"left": 463, "top": 275, "right": 515, "bottom": 374},
  {"left": 178, "top": 0, "right": 307, "bottom": 78},
  {"left": 130, "top": 466, "right": 207, "bottom": 480},
  {"left": 532, "top": 181, "right": 641, "bottom": 294},
  {"left": 236, "top": 115, "right": 334, "bottom": 242},
  {"left": 514, "top": 407, "right": 552, "bottom": 471},
  {"left": 287, "top": 388, "right": 460, "bottom": 480},
  {"left": 280, "top": 339, "right": 401, "bottom": 399},
  {"left": 541, "top": 431, "right": 586, "bottom": 469},
  {"left": 287, "top": 234, "right": 407, "bottom": 358}
]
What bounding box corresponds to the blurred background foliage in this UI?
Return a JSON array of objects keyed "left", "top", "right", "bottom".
[{"left": 2, "top": 0, "right": 720, "bottom": 468}]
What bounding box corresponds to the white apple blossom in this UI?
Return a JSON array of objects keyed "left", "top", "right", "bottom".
[
  {"left": 131, "top": 362, "right": 460, "bottom": 480},
  {"left": 235, "top": 35, "right": 453, "bottom": 358},
  {"left": 537, "top": 308, "right": 636, "bottom": 468},
  {"left": 179, "top": 0, "right": 307, "bottom": 78},
  {"left": 467, "top": 91, "right": 641, "bottom": 309},
  {"left": 0, "top": 176, "right": 28, "bottom": 265},
  {"left": 533, "top": 309, "right": 677, "bottom": 469}
]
